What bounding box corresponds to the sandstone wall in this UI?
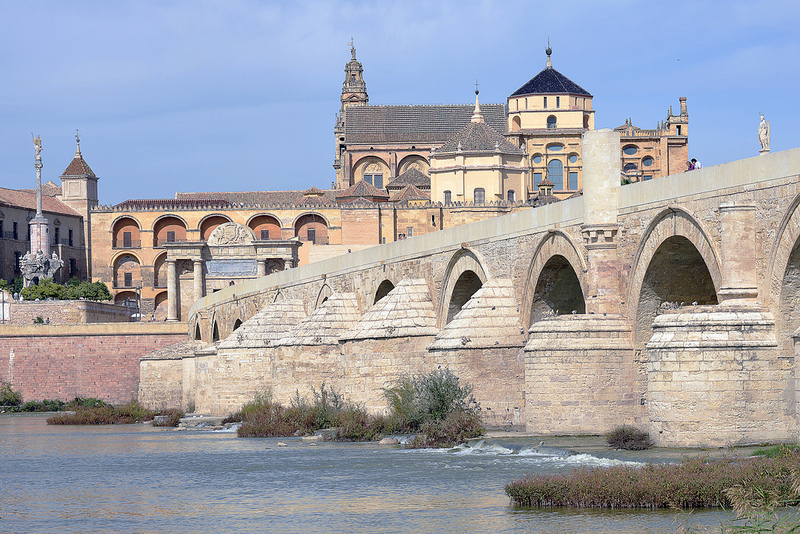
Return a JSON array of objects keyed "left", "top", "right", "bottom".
[{"left": 4, "top": 299, "right": 134, "bottom": 326}]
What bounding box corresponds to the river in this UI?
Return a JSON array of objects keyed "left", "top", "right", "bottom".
[{"left": 0, "top": 414, "right": 735, "bottom": 533}]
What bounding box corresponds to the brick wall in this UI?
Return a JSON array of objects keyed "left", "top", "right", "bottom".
[{"left": 0, "top": 323, "right": 186, "bottom": 405}]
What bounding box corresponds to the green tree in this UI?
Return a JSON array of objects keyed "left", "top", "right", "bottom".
[
  {"left": 20, "top": 278, "right": 66, "bottom": 300},
  {"left": 65, "top": 280, "right": 112, "bottom": 301}
]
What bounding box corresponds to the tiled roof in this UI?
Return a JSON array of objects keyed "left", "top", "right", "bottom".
[
  {"left": 435, "top": 121, "right": 524, "bottom": 155},
  {"left": 176, "top": 190, "right": 340, "bottom": 205},
  {"left": 42, "top": 181, "right": 62, "bottom": 196},
  {"left": 344, "top": 104, "right": 507, "bottom": 145},
  {"left": 429, "top": 278, "right": 526, "bottom": 349},
  {"left": 61, "top": 155, "right": 96, "bottom": 177},
  {"left": 303, "top": 186, "right": 325, "bottom": 196},
  {"left": 336, "top": 180, "right": 389, "bottom": 201},
  {"left": 275, "top": 292, "right": 361, "bottom": 346},
  {"left": 386, "top": 168, "right": 430, "bottom": 191},
  {"left": 511, "top": 67, "right": 591, "bottom": 97},
  {"left": 340, "top": 279, "right": 438, "bottom": 341},
  {"left": 389, "top": 184, "right": 430, "bottom": 203},
  {"left": 0, "top": 187, "right": 81, "bottom": 217},
  {"left": 218, "top": 299, "right": 307, "bottom": 349}
]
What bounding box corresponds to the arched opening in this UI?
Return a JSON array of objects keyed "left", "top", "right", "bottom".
[
  {"left": 153, "top": 216, "right": 187, "bottom": 247},
  {"left": 374, "top": 280, "right": 395, "bottom": 303},
  {"left": 547, "top": 159, "right": 563, "bottom": 189},
  {"left": 200, "top": 215, "right": 232, "bottom": 241},
  {"left": 249, "top": 215, "right": 282, "bottom": 241},
  {"left": 194, "top": 323, "right": 202, "bottom": 341},
  {"left": 112, "top": 217, "right": 141, "bottom": 249},
  {"left": 212, "top": 321, "right": 220, "bottom": 342},
  {"left": 778, "top": 239, "right": 800, "bottom": 354},
  {"left": 233, "top": 319, "right": 242, "bottom": 331},
  {"left": 447, "top": 270, "right": 483, "bottom": 324},
  {"left": 530, "top": 255, "right": 585, "bottom": 325},
  {"left": 153, "top": 291, "right": 168, "bottom": 321},
  {"left": 634, "top": 235, "right": 718, "bottom": 350},
  {"left": 113, "top": 254, "right": 141, "bottom": 289},
  {"left": 397, "top": 155, "right": 430, "bottom": 176},
  {"left": 114, "top": 290, "right": 138, "bottom": 308},
  {"left": 511, "top": 116, "right": 521, "bottom": 132},
  {"left": 546, "top": 115, "right": 557, "bottom": 129},
  {"left": 153, "top": 253, "right": 168, "bottom": 288},
  {"left": 295, "top": 214, "right": 328, "bottom": 245}
]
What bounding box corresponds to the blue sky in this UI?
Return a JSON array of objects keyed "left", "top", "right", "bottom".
[{"left": 1, "top": 0, "right": 798, "bottom": 205}]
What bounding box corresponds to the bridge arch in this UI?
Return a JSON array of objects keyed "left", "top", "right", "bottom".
[
  {"left": 521, "top": 230, "right": 588, "bottom": 329},
  {"left": 437, "top": 247, "right": 490, "bottom": 328},
  {"left": 766, "top": 192, "right": 800, "bottom": 353},
  {"left": 374, "top": 279, "right": 395, "bottom": 304},
  {"left": 628, "top": 207, "right": 721, "bottom": 350},
  {"left": 315, "top": 283, "right": 333, "bottom": 310}
]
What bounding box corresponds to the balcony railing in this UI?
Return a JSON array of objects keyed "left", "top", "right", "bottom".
[{"left": 113, "top": 238, "right": 142, "bottom": 249}]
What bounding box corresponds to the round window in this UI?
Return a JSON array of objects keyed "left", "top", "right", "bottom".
[
  {"left": 623, "top": 145, "right": 638, "bottom": 156},
  {"left": 547, "top": 144, "right": 563, "bottom": 152},
  {"left": 533, "top": 154, "right": 543, "bottom": 164},
  {"left": 642, "top": 157, "right": 653, "bottom": 167},
  {"left": 568, "top": 154, "right": 578, "bottom": 164}
]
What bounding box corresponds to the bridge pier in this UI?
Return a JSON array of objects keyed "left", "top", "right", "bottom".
[
  {"left": 647, "top": 306, "right": 791, "bottom": 447},
  {"left": 524, "top": 315, "right": 643, "bottom": 434}
]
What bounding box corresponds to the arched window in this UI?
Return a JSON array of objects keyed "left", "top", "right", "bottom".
[
  {"left": 443, "top": 190, "right": 452, "bottom": 204},
  {"left": 507, "top": 190, "right": 515, "bottom": 203},
  {"left": 511, "top": 116, "right": 521, "bottom": 132},
  {"left": 473, "top": 188, "right": 486, "bottom": 204},
  {"left": 547, "top": 160, "right": 564, "bottom": 189},
  {"left": 547, "top": 115, "right": 557, "bottom": 130}
]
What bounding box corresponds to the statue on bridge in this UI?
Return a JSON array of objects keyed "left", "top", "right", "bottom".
[{"left": 758, "top": 113, "right": 770, "bottom": 154}]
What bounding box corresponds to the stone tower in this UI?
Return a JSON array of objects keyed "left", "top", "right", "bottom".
[
  {"left": 58, "top": 131, "right": 99, "bottom": 279},
  {"left": 333, "top": 41, "right": 369, "bottom": 189}
]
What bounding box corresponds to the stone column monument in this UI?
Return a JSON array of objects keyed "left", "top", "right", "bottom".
[{"left": 20, "top": 136, "right": 63, "bottom": 287}]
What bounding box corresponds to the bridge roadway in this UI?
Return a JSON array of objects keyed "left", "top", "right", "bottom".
[{"left": 146, "top": 131, "right": 800, "bottom": 447}]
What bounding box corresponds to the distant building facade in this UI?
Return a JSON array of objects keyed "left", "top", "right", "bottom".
[{"left": 336, "top": 44, "right": 689, "bottom": 199}]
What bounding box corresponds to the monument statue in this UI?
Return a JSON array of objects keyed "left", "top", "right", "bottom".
[
  {"left": 33, "top": 135, "right": 42, "bottom": 158},
  {"left": 20, "top": 250, "right": 64, "bottom": 287},
  {"left": 758, "top": 113, "right": 770, "bottom": 154}
]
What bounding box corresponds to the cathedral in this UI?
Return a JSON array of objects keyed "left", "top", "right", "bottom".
[{"left": 335, "top": 43, "right": 688, "bottom": 200}]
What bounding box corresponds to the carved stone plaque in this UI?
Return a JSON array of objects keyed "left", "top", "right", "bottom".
[{"left": 205, "top": 259, "right": 257, "bottom": 277}]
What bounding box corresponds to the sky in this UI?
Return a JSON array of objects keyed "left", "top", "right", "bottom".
[{"left": 1, "top": 0, "right": 798, "bottom": 206}]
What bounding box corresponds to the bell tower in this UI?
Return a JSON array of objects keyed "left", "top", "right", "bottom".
[{"left": 334, "top": 39, "right": 369, "bottom": 188}]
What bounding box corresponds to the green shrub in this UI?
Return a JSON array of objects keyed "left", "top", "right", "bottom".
[
  {"left": 506, "top": 450, "right": 800, "bottom": 509},
  {"left": 753, "top": 443, "right": 800, "bottom": 458},
  {"left": 47, "top": 400, "right": 155, "bottom": 425},
  {"left": 65, "top": 280, "right": 112, "bottom": 301},
  {"left": 21, "top": 278, "right": 66, "bottom": 300},
  {"left": 408, "top": 411, "right": 484, "bottom": 449},
  {"left": 0, "top": 382, "right": 23, "bottom": 406},
  {"left": 605, "top": 424, "right": 652, "bottom": 450},
  {"left": 383, "top": 368, "right": 479, "bottom": 432}
]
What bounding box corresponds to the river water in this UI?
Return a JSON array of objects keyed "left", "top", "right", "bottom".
[{"left": 1, "top": 415, "right": 734, "bottom": 533}]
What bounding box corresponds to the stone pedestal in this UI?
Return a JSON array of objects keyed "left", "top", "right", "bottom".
[
  {"left": 524, "top": 315, "right": 642, "bottom": 434},
  {"left": 647, "top": 306, "right": 791, "bottom": 447}
]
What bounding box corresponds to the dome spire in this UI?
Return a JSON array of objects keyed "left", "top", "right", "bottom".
[
  {"left": 545, "top": 38, "right": 552, "bottom": 68},
  {"left": 471, "top": 81, "right": 484, "bottom": 123}
]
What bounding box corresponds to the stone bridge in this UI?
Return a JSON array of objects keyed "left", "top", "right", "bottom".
[{"left": 140, "top": 130, "right": 800, "bottom": 447}]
